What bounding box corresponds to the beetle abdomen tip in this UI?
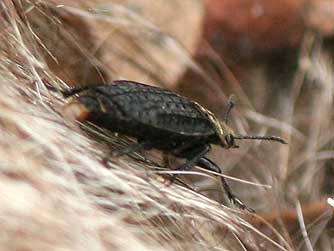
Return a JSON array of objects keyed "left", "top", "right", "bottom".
[{"left": 63, "top": 101, "right": 90, "bottom": 122}]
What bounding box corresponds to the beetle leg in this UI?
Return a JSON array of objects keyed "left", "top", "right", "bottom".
[
  {"left": 169, "top": 145, "right": 211, "bottom": 183},
  {"left": 112, "top": 141, "right": 152, "bottom": 157},
  {"left": 197, "top": 157, "right": 255, "bottom": 213}
]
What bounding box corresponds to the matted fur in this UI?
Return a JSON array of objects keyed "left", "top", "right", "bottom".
[{"left": 1, "top": 1, "right": 333, "bottom": 251}]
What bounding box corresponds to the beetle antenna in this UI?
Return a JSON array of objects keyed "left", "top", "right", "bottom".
[
  {"left": 223, "top": 95, "right": 235, "bottom": 124},
  {"left": 233, "top": 135, "right": 287, "bottom": 144}
]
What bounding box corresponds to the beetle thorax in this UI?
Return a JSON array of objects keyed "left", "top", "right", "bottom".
[
  {"left": 197, "top": 107, "right": 235, "bottom": 148},
  {"left": 192, "top": 101, "right": 236, "bottom": 148}
]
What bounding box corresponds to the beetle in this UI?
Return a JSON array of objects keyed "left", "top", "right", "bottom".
[{"left": 62, "top": 80, "right": 287, "bottom": 211}]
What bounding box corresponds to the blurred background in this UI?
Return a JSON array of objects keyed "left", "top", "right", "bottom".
[{"left": 0, "top": 0, "right": 333, "bottom": 250}]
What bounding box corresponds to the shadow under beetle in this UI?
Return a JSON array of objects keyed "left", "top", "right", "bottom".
[{"left": 63, "top": 80, "right": 287, "bottom": 211}]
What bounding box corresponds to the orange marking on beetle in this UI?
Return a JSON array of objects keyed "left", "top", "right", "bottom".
[{"left": 63, "top": 101, "right": 90, "bottom": 122}]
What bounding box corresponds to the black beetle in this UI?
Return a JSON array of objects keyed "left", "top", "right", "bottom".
[{"left": 63, "top": 80, "right": 287, "bottom": 211}]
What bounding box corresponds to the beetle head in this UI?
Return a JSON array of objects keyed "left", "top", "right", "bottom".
[
  {"left": 223, "top": 133, "right": 239, "bottom": 149},
  {"left": 217, "top": 121, "right": 239, "bottom": 149},
  {"left": 219, "top": 95, "right": 287, "bottom": 148}
]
